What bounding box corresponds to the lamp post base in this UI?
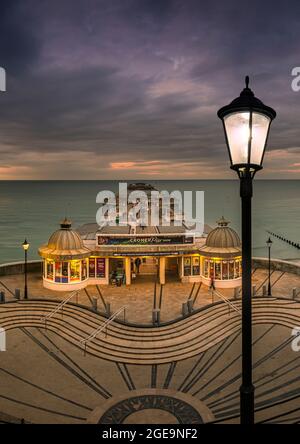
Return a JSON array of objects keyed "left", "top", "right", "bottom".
[
  {"left": 240, "top": 384, "right": 255, "bottom": 424},
  {"left": 268, "top": 284, "right": 272, "bottom": 297}
]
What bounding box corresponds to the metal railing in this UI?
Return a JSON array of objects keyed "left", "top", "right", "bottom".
[
  {"left": 80, "top": 305, "right": 127, "bottom": 355},
  {"left": 41, "top": 290, "right": 79, "bottom": 329},
  {"left": 0, "top": 280, "right": 15, "bottom": 297},
  {"left": 212, "top": 289, "right": 241, "bottom": 315}
]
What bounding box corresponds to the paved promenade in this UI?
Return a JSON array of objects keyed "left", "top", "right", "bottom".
[
  {"left": 0, "top": 298, "right": 299, "bottom": 424},
  {"left": 0, "top": 269, "right": 299, "bottom": 424},
  {"left": 1, "top": 268, "right": 300, "bottom": 324}
]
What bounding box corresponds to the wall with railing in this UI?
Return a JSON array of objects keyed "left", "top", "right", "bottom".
[
  {"left": 0, "top": 260, "right": 42, "bottom": 276},
  {"left": 253, "top": 257, "right": 300, "bottom": 276}
]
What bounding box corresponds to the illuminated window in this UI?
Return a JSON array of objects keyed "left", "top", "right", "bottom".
[
  {"left": 192, "top": 256, "right": 200, "bottom": 275},
  {"left": 55, "top": 261, "right": 68, "bottom": 283},
  {"left": 215, "top": 262, "right": 221, "bottom": 279},
  {"left": 70, "top": 260, "right": 80, "bottom": 282},
  {"left": 204, "top": 259, "right": 209, "bottom": 278},
  {"left": 55, "top": 262, "right": 61, "bottom": 282},
  {"left": 184, "top": 257, "right": 191, "bottom": 276},
  {"left": 82, "top": 259, "right": 88, "bottom": 280},
  {"left": 46, "top": 260, "right": 54, "bottom": 280},
  {"left": 235, "top": 260, "right": 240, "bottom": 278},
  {"left": 229, "top": 261, "right": 235, "bottom": 279},
  {"left": 222, "top": 261, "right": 228, "bottom": 279},
  {"left": 209, "top": 261, "right": 214, "bottom": 278}
]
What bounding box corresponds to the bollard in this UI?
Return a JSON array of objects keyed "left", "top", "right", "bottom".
[
  {"left": 152, "top": 310, "right": 156, "bottom": 325},
  {"left": 252, "top": 285, "right": 256, "bottom": 297},
  {"left": 92, "top": 297, "right": 98, "bottom": 313},
  {"left": 187, "top": 299, "right": 193, "bottom": 313},
  {"left": 262, "top": 285, "right": 267, "bottom": 297},
  {"left": 0, "top": 291, "right": 4, "bottom": 303},
  {"left": 15, "top": 289, "right": 20, "bottom": 300},
  {"left": 234, "top": 287, "right": 240, "bottom": 300},
  {"left": 152, "top": 308, "right": 160, "bottom": 325},
  {"left": 156, "top": 309, "right": 161, "bottom": 326},
  {"left": 106, "top": 302, "right": 111, "bottom": 318},
  {"left": 292, "top": 288, "right": 297, "bottom": 300},
  {"left": 182, "top": 302, "right": 188, "bottom": 317}
]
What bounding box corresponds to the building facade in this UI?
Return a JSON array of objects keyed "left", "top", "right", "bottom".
[{"left": 39, "top": 216, "right": 242, "bottom": 292}]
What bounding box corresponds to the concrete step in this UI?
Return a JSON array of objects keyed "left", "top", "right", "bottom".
[{"left": 1, "top": 299, "right": 300, "bottom": 364}]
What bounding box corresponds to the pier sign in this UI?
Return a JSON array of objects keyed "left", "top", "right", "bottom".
[{"left": 97, "top": 235, "right": 194, "bottom": 246}]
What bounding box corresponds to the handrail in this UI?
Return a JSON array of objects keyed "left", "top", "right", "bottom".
[
  {"left": 41, "top": 290, "right": 79, "bottom": 328},
  {"left": 192, "top": 282, "right": 202, "bottom": 305},
  {"left": 80, "top": 305, "right": 127, "bottom": 354},
  {"left": 212, "top": 289, "right": 241, "bottom": 315},
  {"left": 0, "top": 280, "right": 15, "bottom": 297},
  {"left": 187, "top": 283, "right": 195, "bottom": 302}
]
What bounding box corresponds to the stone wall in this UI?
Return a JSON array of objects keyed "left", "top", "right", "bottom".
[{"left": 0, "top": 260, "right": 42, "bottom": 276}]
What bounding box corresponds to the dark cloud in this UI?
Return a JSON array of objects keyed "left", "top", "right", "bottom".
[
  {"left": 0, "top": 0, "right": 299, "bottom": 178},
  {"left": 0, "top": 1, "right": 41, "bottom": 75}
]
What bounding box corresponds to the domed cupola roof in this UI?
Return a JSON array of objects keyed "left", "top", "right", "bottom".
[
  {"left": 199, "top": 217, "right": 241, "bottom": 257},
  {"left": 38, "top": 218, "right": 91, "bottom": 260}
]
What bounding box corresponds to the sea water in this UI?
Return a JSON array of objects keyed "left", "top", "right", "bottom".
[{"left": 0, "top": 180, "right": 299, "bottom": 264}]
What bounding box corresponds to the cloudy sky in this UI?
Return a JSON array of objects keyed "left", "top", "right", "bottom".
[{"left": 0, "top": 0, "right": 300, "bottom": 179}]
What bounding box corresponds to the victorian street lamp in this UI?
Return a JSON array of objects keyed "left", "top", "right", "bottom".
[
  {"left": 217, "top": 76, "right": 276, "bottom": 424},
  {"left": 22, "top": 239, "right": 30, "bottom": 300},
  {"left": 266, "top": 237, "right": 273, "bottom": 296}
]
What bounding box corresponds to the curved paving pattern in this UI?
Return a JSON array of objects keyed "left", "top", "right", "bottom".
[
  {"left": 0, "top": 298, "right": 299, "bottom": 423},
  {"left": 88, "top": 390, "right": 214, "bottom": 424},
  {"left": 0, "top": 298, "right": 299, "bottom": 364}
]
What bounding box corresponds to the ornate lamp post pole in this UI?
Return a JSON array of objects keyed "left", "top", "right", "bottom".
[
  {"left": 217, "top": 76, "right": 276, "bottom": 424},
  {"left": 22, "top": 239, "right": 30, "bottom": 300},
  {"left": 266, "top": 237, "right": 273, "bottom": 296}
]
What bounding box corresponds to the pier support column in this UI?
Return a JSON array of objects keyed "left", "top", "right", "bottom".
[
  {"left": 178, "top": 257, "right": 184, "bottom": 279},
  {"left": 159, "top": 257, "right": 166, "bottom": 285},
  {"left": 105, "top": 258, "right": 109, "bottom": 284},
  {"left": 125, "top": 257, "right": 131, "bottom": 286}
]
